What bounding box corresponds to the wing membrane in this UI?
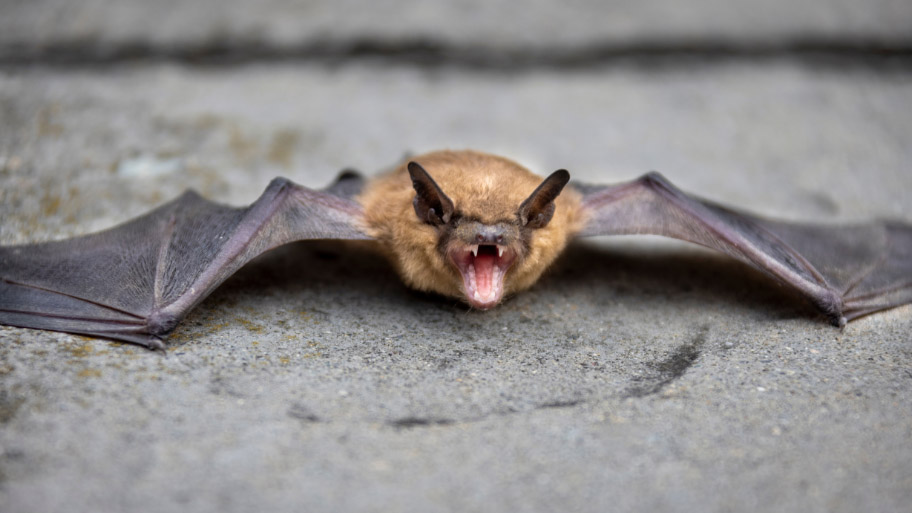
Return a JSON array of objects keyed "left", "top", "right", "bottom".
[
  {"left": 0, "top": 178, "right": 370, "bottom": 348},
  {"left": 575, "top": 173, "right": 912, "bottom": 324}
]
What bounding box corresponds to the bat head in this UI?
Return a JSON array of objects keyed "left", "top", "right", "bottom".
[
  {"left": 405, "top": 155, "right": 572, "bottom": 309},
  {"left": 359, "top": 150, "right": 584, "bottom": 310}
]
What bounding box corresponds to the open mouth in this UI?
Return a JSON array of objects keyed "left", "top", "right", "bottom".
[{"left": 450, "top": 244, "right": 516, "bottom": 309}]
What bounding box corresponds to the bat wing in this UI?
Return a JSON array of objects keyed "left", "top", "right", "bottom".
[
  {"left": 0, "top": 177, "right": 371, "bottom": 349},
  {"left": 574, "top": 172, "right": 912, "bottom": 325}
]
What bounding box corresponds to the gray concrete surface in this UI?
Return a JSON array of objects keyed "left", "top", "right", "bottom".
[
  {"left": 2, "top": 0, "right": 912, "bottom": 47},
  {"left": 1, "top": 1, "right": 911, "bottom": 512}
]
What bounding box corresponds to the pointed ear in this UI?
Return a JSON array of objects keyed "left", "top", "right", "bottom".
[
  {"left": 518, "top": 169, "right": 571, "bottom": 229},
  {"left": 408, "top": 161, "right": 455, "bottom": 226}
]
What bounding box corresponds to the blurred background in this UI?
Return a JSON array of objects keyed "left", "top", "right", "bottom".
[
  {"left": 1, "top": 0, "right": 910, "bottom": 238},
  {"left": 1, "top": 1, "right": 911, "bottom": 512}
]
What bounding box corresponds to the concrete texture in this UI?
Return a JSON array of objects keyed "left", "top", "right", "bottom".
[
  {"left": 2, "top": 0, "right": 911, "bottom": 47},
  {"left": 1, "top": 1, "right": 911, "bottom": 512}
]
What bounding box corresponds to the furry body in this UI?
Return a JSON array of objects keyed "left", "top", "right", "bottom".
[{"left": 359, "top": 150, "right": 584, "bottom": 306}]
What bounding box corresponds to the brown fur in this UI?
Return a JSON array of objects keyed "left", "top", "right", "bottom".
[{"left": 358, "top": 150, "right": 584, "bottom": 303}]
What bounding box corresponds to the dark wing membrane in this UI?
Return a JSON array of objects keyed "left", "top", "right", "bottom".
[
  {"left": 0, "top": 178, "right": 371, "bottom": 348},
  {"left": 574, "top": 173, "right": 912, "bottom": 324}
]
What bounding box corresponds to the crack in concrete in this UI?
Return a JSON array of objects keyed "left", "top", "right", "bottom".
[
  {"left": 389, "top": 416, "right": 456, "bottom": 429},
  {"left": 623, "top": 327, "right": 708, "bottom": 398},
  {"left": 287, "top": 403, "right": 321, "bottom": 423},
  {"left": 538, "top": 399, "right": 584, "bottom": 409},
  {"left": 286, "top": 326, "right": 711, "bottom": 431},
  {"left": 387, "top": 398, "right": 586, "bottom": 429},
  {"left": 289, "top": 330, "right": 712, "bottom": 430},
  {"left": 1, "top": 37, "right": 911, "bottom": 71}
]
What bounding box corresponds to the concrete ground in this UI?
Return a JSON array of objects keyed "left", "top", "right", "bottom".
[{"left": 1, "top": 1, "right": 911, "bottom": 512}]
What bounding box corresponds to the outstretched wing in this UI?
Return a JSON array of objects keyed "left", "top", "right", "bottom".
[
  {"left": 0, "top": 177, "right": 371, "bottom": 348},
  {"left": 573, "top": 172, "right": 912, "bottom": 325}
]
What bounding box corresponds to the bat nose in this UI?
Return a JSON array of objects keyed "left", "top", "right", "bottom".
[{"left": 473, "top": 225, "right": 506, "bottom": 245}]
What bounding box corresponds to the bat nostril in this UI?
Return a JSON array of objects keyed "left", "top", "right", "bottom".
[{"left": 471, "top": 225, "right": 510, "bottom": 245}]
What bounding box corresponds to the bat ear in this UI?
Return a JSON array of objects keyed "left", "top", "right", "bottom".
[
  {"left": 518, "top": 169, "right": 571, "bottom": 229},
  {"left": 408, "top": 161, "right": 455, "bottom": 226}
]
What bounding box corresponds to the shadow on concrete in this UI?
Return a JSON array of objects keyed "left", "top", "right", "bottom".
[{"left": 192, "top": 237, "right": 822, "bottom": 330}]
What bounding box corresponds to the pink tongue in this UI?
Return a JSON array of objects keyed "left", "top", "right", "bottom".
[{"left": 474, "top": 253, "right": 496, "bottom": 298}]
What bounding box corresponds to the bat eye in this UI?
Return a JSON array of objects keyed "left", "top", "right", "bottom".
[
  {"left": 408, "top": 161, "right": 455, "bottom": 226},
  {"left": 518, "top": 169, "right": 570, "bottom": 229}
]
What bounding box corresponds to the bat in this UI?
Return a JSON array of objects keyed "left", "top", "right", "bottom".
[{"left": 1, "top": 150, "right": 910, "bottom": 350}]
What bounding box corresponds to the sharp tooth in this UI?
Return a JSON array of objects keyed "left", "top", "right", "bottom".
[
  {"left": 471, "top": 245, "right": 478, "bottom": 257},
  {"left": 498, "top": 246, "right": 504, "bottom": 257},
  {"left": 473, "top": 290, "right": 481, "bottom": 301}
]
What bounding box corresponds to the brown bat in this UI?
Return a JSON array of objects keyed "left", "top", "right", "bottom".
[{"left": 1, "top": 150, "right": 910, "bottom": 349}]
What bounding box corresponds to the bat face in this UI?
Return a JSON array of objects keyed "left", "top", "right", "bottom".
[
  {"left": 358, "top": 150, "right": 585, "bottom": 309},
  {"left": 437, "top": 212, "right": 523, "bottom": 308}
]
